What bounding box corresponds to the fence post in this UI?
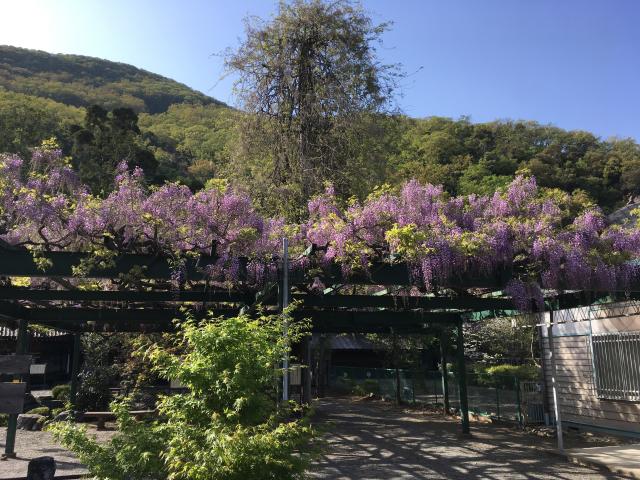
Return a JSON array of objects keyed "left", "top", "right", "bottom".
[
  {"left": 411, "top": 370, "right": 416, "bottom": 404},
  {"left": 4, "top": 318, "right": 29, "bottom": 459},
  {"left": 69, "top": 333, "right": 81, "bottom": 408},
  {"left": 433, "top": 375, "right": 438, "bottom": 405},
  {"left": 440, "top": 330, "right": 450, "bottom": 414},
  {"left": 456, "top": 319, "right": 470, "bottom": 434},
  {"left": 515, "top": 376, "right": 523, "bottom": 427},
  {"left": 496, "top": 386, "right": 500, "bottom": 420},
  {"left": 281, "top": 238, "right": 289, "bottom": 402}
]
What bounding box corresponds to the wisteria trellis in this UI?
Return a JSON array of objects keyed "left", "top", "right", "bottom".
[{"left": 1, "top": 145, "right": 639, "bottom": 311}]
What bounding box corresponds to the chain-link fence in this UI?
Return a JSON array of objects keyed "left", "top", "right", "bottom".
[{"left": 328, "top": 366, "right": 545, "bottom": 425}]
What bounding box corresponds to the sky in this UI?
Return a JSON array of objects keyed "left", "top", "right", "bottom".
[{"left": 1, "top": 0, "right": 639, "bottom": 140}]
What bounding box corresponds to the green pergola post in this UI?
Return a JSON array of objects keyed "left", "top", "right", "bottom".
[
  {"left": 4, "top": 318, "right": 29, "bottom": 459},
  {"left": 69, "top": 333, "right": 81, "bottom": 408},
  {"left": 456, "top": 319, "right": 470, "bottom": 434},
  {"left": 439, "top": 330, "right": 450, "bottom": 414}
]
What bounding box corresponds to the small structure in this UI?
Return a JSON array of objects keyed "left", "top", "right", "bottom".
[{"left": 540, "top": 301, "right": 640, "bottom": 440}]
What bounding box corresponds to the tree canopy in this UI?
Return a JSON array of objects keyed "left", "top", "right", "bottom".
[{"left": 1, "top": 44, "right": 640, "bottom": 213}]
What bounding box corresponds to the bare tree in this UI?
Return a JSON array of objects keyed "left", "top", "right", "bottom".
[{"left": 225, "top": 0, "right": 400, "bottom": 216}]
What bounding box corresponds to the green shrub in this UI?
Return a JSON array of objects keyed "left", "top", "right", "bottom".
[
  {"left": 360, "top": 379, "right": 380, "bottom": 395},
  {"left": 352, "top": 384, "right": 366, "bottom": 396},
  {"left": 333, "top": 376, "right": 355, "bottom": 395},
  {"left": 49, "top": 311, "right": 316, "bottom": 480},
  {"left": 473, "top": 363, "right": 541, "bottom": 388},
  {"left": 51, "top": 384, "right": 71, "bottom": 402},
  {"left": 0, "top": 414, "right": 8, "bottom": 427},
  {"left": 51, "top": 407, "right": 66, "bottom": 418},
  {"left": 486, "top": 364, "right": 540, "bottom": 381},
  {"left": 26, "top": 406, "right": 51, "bottom": 417}
]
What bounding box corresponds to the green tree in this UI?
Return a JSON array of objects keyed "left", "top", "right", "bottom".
[
  {"left": 50, "top": 311, "right": 315, "bottom": 480},
  {"left": 70, "top": 105, "right": 158, "bottom": 194}
]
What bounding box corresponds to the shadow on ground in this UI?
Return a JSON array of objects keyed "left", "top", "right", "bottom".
[{"left": 308, "top": 398, "right": 623, "bottom": 480}]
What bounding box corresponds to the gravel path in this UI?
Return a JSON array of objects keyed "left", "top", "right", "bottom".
[
  {"left": 0, "top": 426, "right": 114, "bottom": 479},
  {"left": 0, "top": 400, "right": 625, "bottom": 479},
  {"left": 308, "top": 398, "right": 624, "bottom": 480}
]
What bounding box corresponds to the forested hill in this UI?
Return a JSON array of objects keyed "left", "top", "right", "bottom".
[
  {"left": 1, "top": 45, "right": 639, "bottom": 215},
  {"left": 0, "top": 45, "right": 224, "bottom": 113}
]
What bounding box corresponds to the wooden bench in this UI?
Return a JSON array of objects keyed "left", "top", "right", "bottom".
[{"left": 83, "top": 409, "right": 156, "bottom": 430}]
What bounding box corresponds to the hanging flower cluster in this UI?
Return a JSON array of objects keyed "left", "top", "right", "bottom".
[{"left": 1, "top": 146, "right": 639, "bottom": 307}]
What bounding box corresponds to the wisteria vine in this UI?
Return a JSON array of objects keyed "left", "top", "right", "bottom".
[{"left": 1, "top": 144, "right": 639, "bottom": 310}]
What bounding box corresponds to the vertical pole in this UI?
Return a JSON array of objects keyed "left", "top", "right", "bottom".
[
  {"left": 69, "top": 333, "right": 81, "bottom": 408},
  {"left": 440, "top": 330, "right": 450, "bottom": 414},
  {"left": 515, "top": 376, "right": 522, "bottom": 427},
  {"left": 496, "top": 386, "right": 501, "bottom": 420},
  {"left": 281, "top": 238, "right": 289, "bottom": 402},
  {"left": 411, "top": 370, "right": 415, "bottom": 404},
  {"left": 302, "top": 336, "right": 312, "bottom": 404},
  {"left": 537, "top": 323, "right": 552, "bottom": 425},
  {"left": 456, "top": 319, "right": 470, "bottom": 434},
  {"left": 434, "top": 375, "right": 438, "bottom": 405},
  {"left": 547, "top": 311, "right": 563, "bottom": 450},
  {"left": 4, "top": 319, "right": 29, "bottom": 459}
]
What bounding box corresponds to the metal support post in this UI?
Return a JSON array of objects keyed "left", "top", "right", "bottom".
[
  {"left": 70, "top": 333, "right": 81, "bottom": 408},
  {"left": 440, "top": 330, "right": 450, "bottom": 414},
  {"left": 515, "top": 376, "right": 522, "bottom": 427},
  {"left": 302, "top": 335, "right": 312, "bottom": 404},
  {"left": 281, "top": 238, "right": 289, "bottom": 402},
  {"left": 456, "top": 319, "right": 470, "bottom": 434},
  {"left": 547, "top": 311, "right": 564, "bottom": 450},
  {"left": 4, "top": 319, "right": 29, "bottom": 459}
]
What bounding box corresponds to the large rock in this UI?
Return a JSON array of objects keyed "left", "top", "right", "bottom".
[
  {"left": 22, "top": 393, "right": 40, "bottom": 412},
  {"left": 52, "top": 410, "right": 81, "bottom": 422},
  {"left": 27, "top": 456, "right": 56, "bottom": 480},
  {"left": 17, "top": 413, "right": 45, "bottom": 431}
]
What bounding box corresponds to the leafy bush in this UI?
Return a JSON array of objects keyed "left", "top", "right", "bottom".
[
  {"left": 333, "top": 376, "right": 355, "bottom": 395},
  {"left": 26, "top": 406, "right": 51, "bottom": 417},
  {"left": 486, "top": 364, "right": 540, "bottom": 381},
  {"left": 0, "top": 414, "right": 7, "bottom": 427},
  {"left": 51, "top": 384, "right": 71, "bottom": 402},
  {"left": 49, "top": 311, "right": 316, "bottom": 480},
  {"left": 360, "top": 379, "right": 380, "bottom": 395},
  {"left": 472, "top": 364, "right": 540, "bottom": 389}
]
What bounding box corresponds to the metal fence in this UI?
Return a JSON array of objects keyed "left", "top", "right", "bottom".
[{"left": 328, "top": 366, "right": 545, "bottom": 425}]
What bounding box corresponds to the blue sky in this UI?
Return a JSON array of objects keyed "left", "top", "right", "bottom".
[{"left": 1, "top": 0, "right": 638, "bottom": 140}]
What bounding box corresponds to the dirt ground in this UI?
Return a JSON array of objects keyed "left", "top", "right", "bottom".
[
  {"left": 0, "top": 399, "right": 630, "bottom": 479},
  {"left": 308, "top": 397, "right": 626, "bottom": 480},
  {"left": 0, "top": 425, "right": 114, "bottom": 479}
]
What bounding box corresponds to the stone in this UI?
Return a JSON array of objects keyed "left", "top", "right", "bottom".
[
  {"left": 52, "top": 410, "right": 83, "bottom": 422},
  {"left": 22, "top": 393, "right": 40, "bottom": 412},
  {"left": 27, "top": 456, "right": 56, "bottom": 480},
  {"left": 17, "top": 413, "right": 45, "bottom": 431}
]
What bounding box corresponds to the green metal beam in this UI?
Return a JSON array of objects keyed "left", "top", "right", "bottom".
[
  {"left": 290, "top": 262, "right": 513, "bottom": 288},
  {"left": 456, "top": 320, "right": 470, "bottom": 434},
  {"left": 0, "top": 248, "right": 218, "bottom": 280},
  {"left": 4, "top": 318, "right": 28, "bottom": 459},
  {"left": 0, "top": 287, "right": 253, "bottom": 304},
  {"left": 294, "top": 294, "right": 515, "bottom": 310}
]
